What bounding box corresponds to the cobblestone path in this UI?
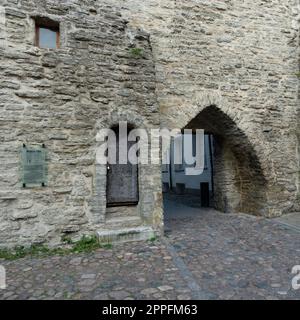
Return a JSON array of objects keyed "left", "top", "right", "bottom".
[{"left": 0, "top": 207, "right": 300, "bottom": 300}]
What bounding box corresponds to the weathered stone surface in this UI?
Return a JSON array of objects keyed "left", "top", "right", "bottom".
[
  {"left": 104, "top": 0, "right": 300, "bottom": 218},
  {"left": 0, "top": 0, "right": 299, "bottom": 246},
  {"left": 0, "top": 0, "right": 162, "bottom": 247}
]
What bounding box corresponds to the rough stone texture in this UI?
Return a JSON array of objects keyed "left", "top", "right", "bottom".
[
  {"left": 0, "top": 0, "right": 300, "bottom": 247},
  {"left": 0, "top": 199, "right": 300, "bottom": 300},
  {"left": 0, "top": 0, "right": 162, "bottom": 247},
  {"left": 104, "top": 0, "right": 300, "bottom": 217}
]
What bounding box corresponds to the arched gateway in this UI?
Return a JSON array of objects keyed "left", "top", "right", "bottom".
[
  {"left": 183, "top": 105, "right": 267, "bottom": 216},
  {"left": 161, "top": 91, "right": 281, "bottom": 218}
]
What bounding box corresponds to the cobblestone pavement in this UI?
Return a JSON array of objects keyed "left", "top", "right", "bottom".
[
  {"left": 166, "top": 209, "right": 300, "bottom": 300},
  {"left": 1, "top": 205, "right": 300, "bottom": 300}
]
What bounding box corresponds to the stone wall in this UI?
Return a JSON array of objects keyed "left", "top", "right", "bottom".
[
  {"left": 104, "top": 0, "right": 300, "bottom": 217},
  {"left": 0, "top": 0, "right": 300, "bottom": 247},
  {"left": 0, "top": 0, "right": 162, "bottom": 247}
]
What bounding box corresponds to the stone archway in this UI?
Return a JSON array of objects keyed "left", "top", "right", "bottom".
[
  {"left": 91, "top": 107, "right": 164, "bottom": 231},
  {"left": 183, "top": 105, "right": 267, "bottom": 216}
]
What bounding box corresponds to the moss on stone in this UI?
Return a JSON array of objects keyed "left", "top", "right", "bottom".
[
  {"left": 129, "top": 47, "right": 143, "bottom": 57},
  {"left": 0, "top": 235, "right": 112, "bottom": 261}
]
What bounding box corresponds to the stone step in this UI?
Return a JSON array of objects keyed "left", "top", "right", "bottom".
[
  {"left": 105, "top": 216, "right": 143, "bottom": 229},
  {"left": 97, "top": 226, "right": 156, "bottom": 244},
  {"left": 106, "top": 206, "right": 138, "bottom": 219}
]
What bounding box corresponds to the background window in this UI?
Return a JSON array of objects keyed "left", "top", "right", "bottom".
[{"left": 35, "top": 19, "right": 60, "bottom": 49}]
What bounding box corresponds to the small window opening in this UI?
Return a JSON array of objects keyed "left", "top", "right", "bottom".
[{"left": 34, "top": 17, "right": 60, "bottom": 49}]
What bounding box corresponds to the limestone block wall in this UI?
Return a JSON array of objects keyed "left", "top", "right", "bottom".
[
  {"left": 0, "top": 0, "right": 162, "bottom": 247},
  {"left": 105, "top": 0, "right": 300, "bottom": 217},
  {"left": 0, "top": 0, "right": 300, "bottom": 247}
]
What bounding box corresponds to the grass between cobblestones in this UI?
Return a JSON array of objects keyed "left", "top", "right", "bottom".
[{"left": 0, "top": 235, "right": 113, "bottom": 261}]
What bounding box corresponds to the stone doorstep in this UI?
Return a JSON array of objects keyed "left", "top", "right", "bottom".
[
  {"left": 0, "top": 193, "right": 18, "bottom": 200},
  {"left": 104, "top": 216, "right": 143, "bottom": 229},
  {"left": 96, "top": 226, "right": 156, "bottom": 244}
]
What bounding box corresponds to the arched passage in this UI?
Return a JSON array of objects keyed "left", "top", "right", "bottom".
[{"left": 184, "top": 105, "right": 267, "bottom": 216}]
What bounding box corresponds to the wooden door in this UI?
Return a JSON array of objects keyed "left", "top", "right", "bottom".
[{"left": 106, "top": 131, "right": 139, "bottom": 207}]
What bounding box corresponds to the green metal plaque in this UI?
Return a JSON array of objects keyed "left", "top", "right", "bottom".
[{"left": 21, "top": 145, "right": 47, "bottom": 187}]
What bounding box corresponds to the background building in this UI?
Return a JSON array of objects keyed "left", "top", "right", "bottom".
[{"left": 162, "top": 134, "right": 214, "bottom": 207}]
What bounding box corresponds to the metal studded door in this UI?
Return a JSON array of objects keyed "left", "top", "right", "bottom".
[{"left": 106, "top": 131, "right": 139, "bottom": 207}]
